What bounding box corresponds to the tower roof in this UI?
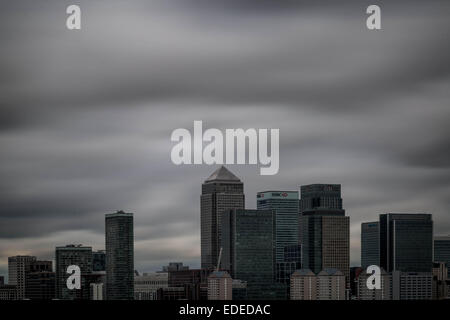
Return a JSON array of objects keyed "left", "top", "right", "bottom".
[{"left": 205, "top": 166, "right": 241, "bottom": 182}]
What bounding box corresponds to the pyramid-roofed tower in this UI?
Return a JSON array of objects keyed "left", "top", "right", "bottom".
[{"left": 205, "top": 165, "right": 241, "bottom": 182}]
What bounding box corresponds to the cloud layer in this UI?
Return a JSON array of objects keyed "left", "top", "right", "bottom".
[{"left": 1, "top": 0, "right": 449, "bottom": 278}]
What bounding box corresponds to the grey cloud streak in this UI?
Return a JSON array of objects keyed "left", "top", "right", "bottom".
[{"left": 0, "top": 0, "right": 450, "bottom": 275}]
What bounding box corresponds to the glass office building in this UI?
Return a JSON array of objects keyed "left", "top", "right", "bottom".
[
  {"left": 379, "top": 213, "right": 433, "bottom": 273},
  {"left": 257, "top": 191, "right": 299, "bottom": 263},
  {"left": 434, "top": 236, "right": 450, "bottom": 277},
  {"left": 361, "top": 221, "right": 379, "bottom": 268}
]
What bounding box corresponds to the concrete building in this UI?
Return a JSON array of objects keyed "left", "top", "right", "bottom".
[
  {"left": 207, "top": 271, "right": 232, "bottom": 300},
  {"left": 356, "top": 268, "right": 391, "bottom": 300},
  {"left": 380, "top": 213, "right": 433, "bottom": 273},
  {"left": 55, "top": 244, "right": 92, "bottom": 300},
  {"left": 201, "top": 166, "right": 244, "bottom": 270},
  {"left": 257, "top": 191, "right": 299, "bottom": 263},
  {"left": 299, "top": 184, "right": 350, "bottom": 286},
  {"left": 134, "top": 272, "right": 168, "bottom": 300},
  {"left": 290, "top": 268, "right": 346, "bottom": 300},
  {"left": 361, "top": 221, "right": 379, "bottom": 268},
  {"left": 392, "top": 271, "right": 432, "bottom": 300},
  {"left": 8, "top": 255, "right": 36, "bottom": 299},
  {"left": 105, "top": 210, "right": 134, "bottom": 300},
  {"left": 0, "top": 285, "right": 17, "bottom": 300}
]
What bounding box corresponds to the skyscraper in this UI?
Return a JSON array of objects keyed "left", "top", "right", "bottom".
[
  {"left": 257, "top": 191, "right": 299, "bottom": 263},
  {"left": 379, "top": 213, "right": 433, "bottom": 273},
  {"left": 361, "top": 221, "right": 379, "bottom": 268},
  {"left": 221, "top": 209, "right": 284, "bottom": 299},
  {"left": 8, "top": 255, "right": 36, "bottom": 299},
  {"left": 105, "top": 210, "right": 134, "bottom": 300},
  {"left": 299, "top": 184, "right": 350, "bottom": 284},
  {"left": 201, "top": 166, "right": 244, "bottom": 270},
  {"left": 92, "top": 250, "right": 106, "bottom": 272},
  {"left": 25, "top": 260, "right": 55, "bottom": 300},
  {"left": 434, "top": 236, "right": 450, "bottom": 277},
  {"left": 55, "top": 244, "right": 92, "bottom": 299}
]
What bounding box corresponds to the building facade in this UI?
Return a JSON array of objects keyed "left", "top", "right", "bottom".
[
  {"left": 392, "top": 271, "right": 432, "bottom": 300},
  {"left": 221, "top": 208, "right": 284, "bottom": 299},
  {"left": 55, "top": 244, "right": 92, "bottom": 299},
  {"left": 8, "top": 255, "right": 36, "bottom": 299},
  {"left": 134, "top": 272, "right": 168, "bottom": 300},
  {"left": 434, "top": 236, "right": 450, "bottom": 278},
  {"left": 257, "top": 191, "right": 299, "bottom": 263},
  {"left": 356, "top": 268, "right": 391, "bottom": 300},
  {"left": 290, "top": 268, "right": 346, "bottom": 300},
  {"left": 207, "top": 271, "right": 232, "bottom": 300},
  {"left": 201, "top": 166, "right": 244, "bottom": 270},
  {"left": 379, "top": 213, "right": 433, "bottom": 273},
  {"left": 361, "top": 221, "right": 379, "bottom": 268},
  {"left": 105, "top": 210, "right": 134, "bottom": 300},
  {"left": 299, "top": 184, "right": 350, "bottom": 285}
]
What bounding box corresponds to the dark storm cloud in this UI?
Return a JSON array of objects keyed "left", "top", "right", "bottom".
[{"left": 0, "top": 0, "right": 449, "bottom": 272}]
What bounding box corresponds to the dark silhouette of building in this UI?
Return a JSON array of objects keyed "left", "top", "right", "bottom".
[
  {"left": 55, "top": 244, "right": 92, "bottom": 300},
  {"left": 221, "top": 208, "right": 285, "bottom": 299},
  {"left": 361, "top": 221, "right": 379, "bottom": 268},
  {"left": 434, "top": 236, "right": 450, "bottom": 278},
  {"left": 201, "top": 166, "right": 244, "bottom": 270},
  {"left": 0, "top": 285, "right": 17, "bottom": 300},
  {"left": 25, "top": 260, "right": 55, "bottom": 300},
  {"left": 299, "top": 184, "right": 350, "bottom": 285},
  {"left": 105, "top": 210, "right": 134, "bottom": 300},
  {"left": 379, "top": 213, "right": 433, "bottom": 272},
  {"left": 168, "top": 269, "right": 211, "bottom": 300},
  {"left": 92, "top": 250, "right": 106, "bottom": 272}
]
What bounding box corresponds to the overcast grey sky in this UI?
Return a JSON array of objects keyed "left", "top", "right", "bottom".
[{"left": 1, "top": 0, "right": 450, "bottom": 278}]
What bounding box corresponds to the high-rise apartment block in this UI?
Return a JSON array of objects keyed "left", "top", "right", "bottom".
[{"left": 105, "top": 210, "right": 134, "bottom": 300}]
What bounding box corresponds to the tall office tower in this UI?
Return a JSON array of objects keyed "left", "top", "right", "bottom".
[
  {"left": 257, "top": 191, "right": 299, "bottom": 263},
  {"left": 356, "top": 269, "right": 391, "bottom": 300},
  {"left": 207, "top": 271, "right": 232, "bottom": 300},
  {"left": 25, "top": 260, "right": 55, "bottom": 300},
  {"left": 221, "top": 209, "right": 284, "bottom": 299},
  {"left": 290, "top": 268, "right": 346, "bottom": 300},
  {"left": 379, "top": 213, "right": 433, "bottom": 273},
  {"left": 361, "top": 221, "right": 379, "bottom": 268},
  {"left": 434, "top": 236, "right": 450, "bottom": 278},
  {"left": 105, "top": 210, "right": 134, "bottom": 300},
  {"left": 134, "top": 272, "right": 168, "bottom": 300},
  {"left": 92, "top": 250, "right": 106, "bottom": 272},
  {"left": 8, "top": 255, "right": 36, "bottom": 299},
  {"left": 55, "top": 244, "right": 92, "bottom": 299},
  {"left": 392, "top": 271, "right": 432, "bottom": 300},
  {"left": 299, "top": 184, "right": 349, "bottom": 285},
  {"left": 201, "top": 166, "right": 244, "bottom": 270}
]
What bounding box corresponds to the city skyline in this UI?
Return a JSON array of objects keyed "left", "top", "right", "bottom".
[
  {"left": 1, "top": 165, "right": 450, "bottom": 282},
  {"left": 1, "top": 0, "right": 450, "bottom": 281}
]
